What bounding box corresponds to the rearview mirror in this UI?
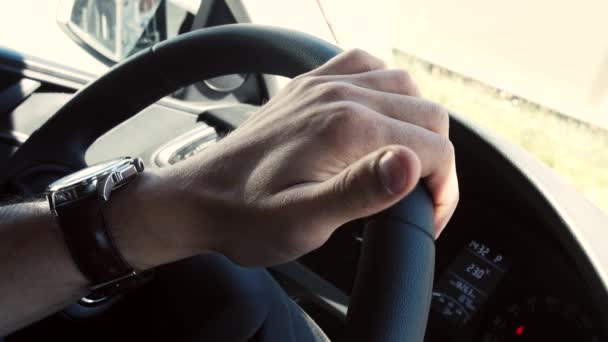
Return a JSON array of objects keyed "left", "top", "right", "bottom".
[{"left": 57, "top": 0, "right": 165, "bottom": 62}]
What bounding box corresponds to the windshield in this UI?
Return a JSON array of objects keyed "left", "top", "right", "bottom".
[{"left": 0, "top": 0, "right": 606, "bottom": 214}]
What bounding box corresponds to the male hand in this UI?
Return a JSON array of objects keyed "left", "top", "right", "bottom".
[{"left": 112, "top": 49, "right": 459, "bottom": 268}]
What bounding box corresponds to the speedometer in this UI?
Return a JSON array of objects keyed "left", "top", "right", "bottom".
[
  {"left": 432, "top": 240, "right": 509, "bottom": 326},
  {"left": 481, "top": 296, "right": 601, "bottom": 341}
]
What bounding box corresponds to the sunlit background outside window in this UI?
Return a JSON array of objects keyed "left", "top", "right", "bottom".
[{"left": 319, "top": 0, "right": 608, "bottom": 214}]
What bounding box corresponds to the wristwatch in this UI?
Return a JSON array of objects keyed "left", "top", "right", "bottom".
[{"left": 46, "top": 157, "right": 150, "bottom": 300}]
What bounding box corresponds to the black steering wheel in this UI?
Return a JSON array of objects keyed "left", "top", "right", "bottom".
[{"left": 1, "top": 24, "right": 435, "bottom": 342}]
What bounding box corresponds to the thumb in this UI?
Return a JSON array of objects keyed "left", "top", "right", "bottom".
[{"left": 309, "top": 145, "right": 421, "bottom": 226}]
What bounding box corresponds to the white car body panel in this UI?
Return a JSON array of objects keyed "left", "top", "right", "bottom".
[{"left": 389, "top": 0, "right": 608, "bottom": 129}]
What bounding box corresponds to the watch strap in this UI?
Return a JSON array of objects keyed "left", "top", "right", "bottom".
[{"left": 55, "top": 193, "right": 134, "bottom": 287}]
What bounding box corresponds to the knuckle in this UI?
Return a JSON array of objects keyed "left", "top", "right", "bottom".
[
  {"left": 314, "top": 101, "right": 364, "bottom": 142},
  {"left": 438, "top": 137, "right": 456, "bottom": 164},
  {"left": 333, "top": 100, "right": 364, "bottom": 122},
  {"left": 325, "top": 102, "right": 360, "bottom": 128},
  {"left": 426, "top": 103, "right": 450, "bottom": 136},
  {"left": 318, "top": 81, "right": 354, "bottom": 101},
  {"left": 292, "top": 75, "right": 321, "bottom": 90},
  {"left": 347, "top": 48, "right": 370, "bottom": 61},
  {"left": 345, "top": 48, "right": 386, "bottom": 71},
  {"left": 392, "top": 69, "right": 417, "bottom": 94}
]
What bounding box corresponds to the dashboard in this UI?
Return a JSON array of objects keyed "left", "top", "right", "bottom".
[
  {"left": 298, "top": 117, "right": 608, "bottom": 341},
  {"left": 429, "top": 206, "right": 603, "bottom": 342},
  {"left": 300, "top": 191, "right": 606, "bottom": 341}
]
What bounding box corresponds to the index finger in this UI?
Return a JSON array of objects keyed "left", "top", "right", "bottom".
[
  {"left": 359, "top": 110, "right": 459, "bottom": 236},
  {"left": 383, "top": 117, "right": 459, "bottom": 234},
  {"left": 303, "top": 49, "right": 387, "bottom": 77}
]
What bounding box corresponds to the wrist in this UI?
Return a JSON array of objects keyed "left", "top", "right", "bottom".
[{"left": 106, "top": 169, "right": 214, "bottom": 270}]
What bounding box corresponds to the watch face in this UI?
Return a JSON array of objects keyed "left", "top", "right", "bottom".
[{"left": 47, "top": 157, "right": 131, "bottom": 191}]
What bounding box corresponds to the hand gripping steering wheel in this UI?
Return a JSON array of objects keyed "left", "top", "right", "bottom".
[{"left": 0, "top": 24, "right": 435, "bottom": 342}]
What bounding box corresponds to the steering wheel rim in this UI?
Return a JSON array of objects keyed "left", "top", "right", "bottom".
[
  {"left": 1, "top": 24, "right": 435, "bottom": 342},
  {"left": 0, "top": 24, "right": 341, "bottom": 191}
]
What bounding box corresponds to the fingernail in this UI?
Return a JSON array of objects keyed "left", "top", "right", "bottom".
[{"left": 378, "top": 150, "right": 406, "bottom": 195}]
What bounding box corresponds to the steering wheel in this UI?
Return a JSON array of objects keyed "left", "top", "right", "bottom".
[{"left": 0, "top": 24, "right": 435, "bottom": 342}]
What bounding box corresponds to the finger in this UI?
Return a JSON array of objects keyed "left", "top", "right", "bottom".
[
  {"left": 376, "top": 116, "right": 459, "bottom": 234},
  {"left": 317, "top": 69, "right": 420, "bottom": 96},
  {"left": 293, "top": 145, "right": 422, "bottom": 230},
  {"left": 311, "top": 102, "right": 458, "bottom": 234},
  {"left": 428, "top": 158, "right": 459, "bottom": 236},
  {"left": 303, "top": 49, "right": 387, "bottom": 77},
  {"left": 314, "top": 82, "right": 447, "bottom": 136},
  {"left": 363, "top": 92, "right": 449, "bottom": 137}
]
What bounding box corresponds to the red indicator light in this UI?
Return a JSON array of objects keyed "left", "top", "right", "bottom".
[{"left": 515, "top": 325, "right": 525, "bottom": 336}]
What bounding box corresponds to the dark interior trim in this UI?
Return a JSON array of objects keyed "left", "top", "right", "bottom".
[{"left": 449, "top": 113, "right": 608, "bottom": 330}]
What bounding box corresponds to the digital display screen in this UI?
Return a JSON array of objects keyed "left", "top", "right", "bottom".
[{"left": 432, "top": 240, "right": 509, "bottom": 326}]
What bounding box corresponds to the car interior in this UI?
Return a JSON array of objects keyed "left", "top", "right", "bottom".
[{"left": 1, "top": 1, "right": 607, "bottom": 341}]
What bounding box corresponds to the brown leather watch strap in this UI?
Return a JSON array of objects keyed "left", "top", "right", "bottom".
[{"left": 55, "top": 194, "right": 133, "bottom": 285}]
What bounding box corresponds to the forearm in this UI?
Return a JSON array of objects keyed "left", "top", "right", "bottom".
[
  {"left": 0, "top": 170, "right": 213, "bottom": 336},
  {"left": 0, "top": 200, "right": 87, "bottom": 336}
]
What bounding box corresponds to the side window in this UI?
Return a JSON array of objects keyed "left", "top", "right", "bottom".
[{"left": 57, "top": 0, "right": 199, "bottom": 64}]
